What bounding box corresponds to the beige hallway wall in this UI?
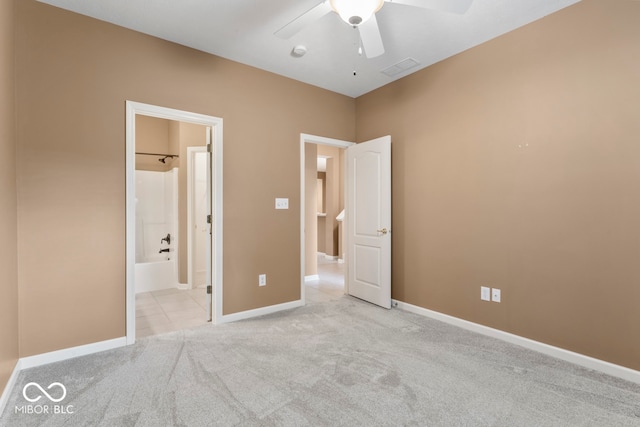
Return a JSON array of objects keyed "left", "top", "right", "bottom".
[
  {"left": 317, "top": 145, "right": 342, "bottom": 257},
  {"left": 317, "top": 172, "right": 326, "bottom": 254},
  {"left": 16, "top": 0, "right": 355, "bottom": 357},
  {"left": 305, "top": 143, "right": 318, "bottom": 277},
  {"left": 356, "top": 0, "right": 640, "bottom": 370},
  {"left": 0, "top": 0, "right": 18, "bottom": 393}
]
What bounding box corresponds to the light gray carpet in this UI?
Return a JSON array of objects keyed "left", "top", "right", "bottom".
[{"left": 2, "top": 279, "right": 639, "bottom": 426}]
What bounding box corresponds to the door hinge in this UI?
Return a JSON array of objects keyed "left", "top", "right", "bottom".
[
  {"left": 207, "top": 143, "right": 213, "bottom": 153},
  {"left": 207, "top": 285, "right": 212, "bottom": 294},
  {"left": 207, "top": 214, "right": 212, "bottom": 224}
]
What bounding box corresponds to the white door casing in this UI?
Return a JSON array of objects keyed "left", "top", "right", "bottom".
[
  {"left": 126, "top": 101, "right": 223, "bottom": 344},
  {"left": 346, "top": 135, "right": 391, "bottom": 309}
]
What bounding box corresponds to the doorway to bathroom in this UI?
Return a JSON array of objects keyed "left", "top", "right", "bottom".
[{"left": 125, "top": 101, "right": 223, "bottom": 344}]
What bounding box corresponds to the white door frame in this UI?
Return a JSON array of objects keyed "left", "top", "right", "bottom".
[
  {"left": 126, "top": 101, "right": 224, "bottom": 344},
  {"left": 299, "top": 133, "right": 354, "bottom": 304},
  {"left": 187, "top": 146, "right": 208, "bottom": 291}
]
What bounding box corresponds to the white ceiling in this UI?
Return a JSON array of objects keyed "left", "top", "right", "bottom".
[{"left": 38, "top": 0, "right": 581, "bottom": 98}]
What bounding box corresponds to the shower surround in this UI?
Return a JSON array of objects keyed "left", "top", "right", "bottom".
[{"left": 135, "top": 169, "right": 179, "bottom": 293}]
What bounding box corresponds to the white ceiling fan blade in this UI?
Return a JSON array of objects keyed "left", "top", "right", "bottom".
[
  {"left": 385, "top": 0, "right": 473, "bottom": 14},
  {"left": 275, "top": 1, "right": 333, "bottom": 39},
  {"left": 358, "top": 14, "right": 385, "bottom": 58}
]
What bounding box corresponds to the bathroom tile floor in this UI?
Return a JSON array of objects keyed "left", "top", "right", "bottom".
[{"left": 135, "top": 287, "right": 208, "bottom": 338}]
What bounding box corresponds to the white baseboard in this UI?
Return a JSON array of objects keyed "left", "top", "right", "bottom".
[
  {"left": 0, "top": 337, "right": 127, "bottom": 419},
  {"left": 0, "top": 359, "right": 22, "bottom": 419},
  {"left": 324, "top": 255, "right": 338, "bottom": 260},
  {"left": 393, "top": 300, "right": 640, "bottom": 385},
  {"left": 304, "top": 275, "right": 320, "bottom": 282},
  {"left": 220, "top": 299, "right": 304, "bottom": 324},
  {"left": 337, "top": 259, "right": 344, "bottom": 264},
  {"left": 20, "top": 337, "right": 127, "bottom": 370}
]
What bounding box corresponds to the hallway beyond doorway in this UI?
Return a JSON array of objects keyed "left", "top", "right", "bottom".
[{"left": 305, "top": 254, "right": 344, "bottom": 303}]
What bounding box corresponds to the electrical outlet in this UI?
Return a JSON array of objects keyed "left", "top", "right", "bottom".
[
  {"left": 259, "top": 274, "right": 267, "bottom": 287},
  {"left": 481, "top": 286, "right": 491, "bottom": 301},
  {"left": 491, "top": 288, "right": 501, "bottom": 303},
  {"left": 275, "top": 198, "right": 289, "bottom": 209}
]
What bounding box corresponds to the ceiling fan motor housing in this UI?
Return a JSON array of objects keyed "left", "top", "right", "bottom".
[{"left": 330, "top": 0, "right": 384, "bottom": 26}]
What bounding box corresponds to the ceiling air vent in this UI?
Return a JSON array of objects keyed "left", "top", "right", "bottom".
[{"left": 381, "top": 58, "right": 420, "bottom": 77}]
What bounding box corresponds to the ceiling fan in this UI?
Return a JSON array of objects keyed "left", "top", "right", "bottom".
[{"left": 275, "top": 0, "right": 473, "bottom": 58}]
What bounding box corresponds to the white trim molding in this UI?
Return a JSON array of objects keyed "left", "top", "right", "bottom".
[
  {"left": 0, "top": 337, "right": 127, "bottom": 418},
  {"left": 0, "top": 360, "right": 22, "bottom": 418},
  {"left": 20, "top": 337, "right": 127, "bottom": 370},
  {"left": 393, "top": 300, "right": 640, "bottom": 385},
  {"left": 219, "top": 300, "right": 304, "bottom": 324},
  {"left": 305, "top": 275, "right": 320, "bottom": 282}
]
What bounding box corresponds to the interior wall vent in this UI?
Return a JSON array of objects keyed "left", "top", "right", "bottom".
[{"left": 381, "top": 57, "right": 420, "bottom": 77}]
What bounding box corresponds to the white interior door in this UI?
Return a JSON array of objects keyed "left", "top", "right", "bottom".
[
  {"left": 346, "top": 135, "right": 391, "bottom": 309},
  {"left": 194, "top": 152, "right": 208, "bottom": 286},
  {"left": 188, "top": 143, "right": 212, "bottom": 321},
  {"left": 205, "top": 128, "right": 213, "bottom": 322}
]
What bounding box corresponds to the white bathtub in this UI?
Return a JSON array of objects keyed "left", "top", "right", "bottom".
[{"left": 135, "top": 259, "right": 177, "bottom": 294}]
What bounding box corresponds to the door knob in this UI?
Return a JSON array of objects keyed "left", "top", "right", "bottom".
[{"left": 377, "top": 228, "right": 389, "bottom": 235}]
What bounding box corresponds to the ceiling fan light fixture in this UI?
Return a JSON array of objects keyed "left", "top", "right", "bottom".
[{"left": 330, "top": 0, "right": 384, "bottom": 26}]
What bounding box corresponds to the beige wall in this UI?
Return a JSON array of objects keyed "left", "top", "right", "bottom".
[
  {"left": 317, "top": 172, "right": 326, "bottom": 214},
  {"left": 318, "top": 146, "right": 342, "bottom": 257},
  {"left": 317, "top": 217, "right": 326, "bottom": 254},
  {"left": 15, "top": 0, "right": 355, "bottom": 357},
  {"left": 135, "top": 115, "right": 173, "bottom": 172},
  {"left": 326, "top": 158, "right": 338, "bottom": 256},
  {"left": 337, "top": 148, "right": 345, "bottom": 260},
  {"left": 0, "top": 0, "right": 18, "bottom": 394},
  {"left": 356, "top": 0, "right": 640, "bottom": 370},
  {"left": 317, "top": 172, "right": 326, "bottom": 254},
  {"left": 304, "top": 143, "right": 318, "bottom": 277}
]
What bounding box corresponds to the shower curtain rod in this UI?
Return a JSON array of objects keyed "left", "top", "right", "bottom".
[{"left": 135, "top": 152, "right": 179, "bottom": 158}]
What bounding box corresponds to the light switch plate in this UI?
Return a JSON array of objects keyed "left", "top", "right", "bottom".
[
  {"left": 275, "top": 198, "right": 289, "bottom": 209},
  {"left": 492, "top": 288, "right": 501, "bottom": 303},
  {"left": 481, "top": 286, "right": 491, "bottom": 301}
]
